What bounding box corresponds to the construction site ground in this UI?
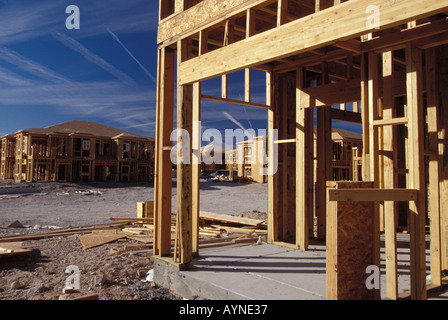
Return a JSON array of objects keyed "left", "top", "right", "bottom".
[
  {"left": 1, "top": 180, "right": 447, "bottom": 301},
  {"left": 0, "top": 179, "right": 267, "bottom": 300}
]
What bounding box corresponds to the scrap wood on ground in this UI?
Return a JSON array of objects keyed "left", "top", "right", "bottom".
[{"left": 0, "top": 208, "right": 267, "bottom": 256}]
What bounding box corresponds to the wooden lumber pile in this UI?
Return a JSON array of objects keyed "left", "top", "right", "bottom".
[{"left": 0, "top": 210, "right": 266, "bottom": 255}]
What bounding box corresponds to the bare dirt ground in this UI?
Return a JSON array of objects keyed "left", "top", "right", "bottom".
[{"left": 0, "top": 179, "right": 267, "bottom": 300}]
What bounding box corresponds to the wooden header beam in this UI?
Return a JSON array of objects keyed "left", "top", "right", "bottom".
[
  {"left": 328, "top": 188, "right": 419, "bottom": 202},
  {"left": 178, "top": 0, "right": 448, "bottom": 85}
]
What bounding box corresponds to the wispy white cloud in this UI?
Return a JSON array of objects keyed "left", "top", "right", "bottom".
[
  {"left": 0, "top": 45, "right": 72, "bottom": 83},
  {"left": 0, "top": 65, "right": 33, "bottom": 86},
  {"left": 0, "top": 80, "right": 156, "bottom": 135},
  {"left": 106, "top": 27, "right": 157, "bottom": 84},
  {"left": 222, "top": 111, "right": 247, "bottom": 132},
  {"left": 52, "top": 32, "right": 136, "bottom": 86}
]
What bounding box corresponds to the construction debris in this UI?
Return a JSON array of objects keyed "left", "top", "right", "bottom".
[
  {"left": 7, "top": 220, "right": 25, "bottom": 229},
  {"left": 0, "top": 242, "right": 33, "bottom": 257}
]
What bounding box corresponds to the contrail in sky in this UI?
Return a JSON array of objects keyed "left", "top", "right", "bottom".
[
  {"left": 106, "top": 27, "right": 157, "bottom": 84},
  {"left": 53, "top": 32, "right": 135, "bottom": 86},
  {"left": 223, "top": 111, "right": 246, "bottom": 132},
  {"left": 0, "top": 45, "right": 71, "bottom": 83}
]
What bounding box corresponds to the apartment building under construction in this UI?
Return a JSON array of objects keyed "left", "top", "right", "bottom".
[{"left": 0, "top": 120, "right": 155, "bottom": 183}]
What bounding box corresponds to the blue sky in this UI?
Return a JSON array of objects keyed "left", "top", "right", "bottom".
[
  {"left": 0, "top": 0, "right": 160, "bottom": 138},
  {"left": 0, "top": 0, "right": 269, "bottom": 142},
  {"left": 0, "top": 0, "right": 359, "bottom": 145}
]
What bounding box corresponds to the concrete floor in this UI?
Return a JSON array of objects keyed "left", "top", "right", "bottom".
[{"left": 153, "top": 233, "right": 447, "bottom": 300}]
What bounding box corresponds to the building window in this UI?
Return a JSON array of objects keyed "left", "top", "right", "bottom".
[
  {"left": 122, "top": 143, "right": 130, "bottom": 152},
  {"left": 82, "top": 140, "right": 91, "bottom": 150}
]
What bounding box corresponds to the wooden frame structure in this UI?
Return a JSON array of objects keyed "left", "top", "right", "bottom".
[{"left": 154, "top": 0, "right": 448, "bottom": 299}]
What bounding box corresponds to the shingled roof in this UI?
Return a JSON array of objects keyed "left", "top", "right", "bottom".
[{"left": 16, "top": 120, "right": 154, "bottom": 141}]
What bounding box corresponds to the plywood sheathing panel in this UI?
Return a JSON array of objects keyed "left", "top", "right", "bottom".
[{"left": 326, "top": 181, "right": 377, "bottom": 300}]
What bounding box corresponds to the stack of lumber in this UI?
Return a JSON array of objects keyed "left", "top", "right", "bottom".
[{"left": 0, "top": 211, "right": 267, "bottom": 255}]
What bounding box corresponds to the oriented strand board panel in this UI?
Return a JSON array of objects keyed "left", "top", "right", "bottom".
[
  {"left": 78, "top": 231, "right": 126, "bottom": 249},
  {"left": 158, "top": 0, "right": 265, "bottom": 44},
  {"left": 327, "top": 181, "right": 377, "bottom": 300}
]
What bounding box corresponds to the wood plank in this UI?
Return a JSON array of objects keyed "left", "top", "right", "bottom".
[
  {"left": 330, "top": 108, "right": 362, "bottom": 124},
  {"left": 277, "top": 0, "right": 289, "bottom": 27},
  {"left": 328, "top": 188, "right": 418, "bottom": 202},
  {"left": 176, "top": 39, "right": 194, "bottom": 265},
  {"left": 361, "top": 53, "right": 370, "bottom": 180},
  {"left": 426, "top": 47, "right": 442, "bottom": 287},
  {"left": 245, "top": 68, "right": 251, "bottom": 102},
  {"left": 296, "top": 67, "right": 310, "bottom": 249},
  {"left": 192, "top": 81, "right": 201, "bottom": 254},
  {"left": 382, "top": 50, "right": 398, "bottom": 300},
  {"left": 406, "top": 43, "right": 427, "bottom": 300},
  {"left": 178, "top": 0, "right": 448, "bottom": 84},
  {"left": 155, "top": 47, "right": 175, "bottom": 257},
  {"left": 78, "top": 231, "right": 127, "bottom": 250},
  {"left": 373, "top": 117, "right": 408, "bottom": 126},
  {"left": 301, "top": 78, "right": 361, "bottom": 108},
  {"left": 0, "top": 242, "right": 32, "bottom": 256},
  {"left": 315, "top": 63, "right": 331, "bottom": 240},
  {"left": 267, "top": 69, "right": 275, "bottom": 244},
  {"left": 201, "top": 95, "right": 272, "bottom": 110},
  {"left": 200, "top": 211, "right": 265, "bottom": 227},
  {"left": 362, "top": 17, "right": 448, "bottom": 53}
]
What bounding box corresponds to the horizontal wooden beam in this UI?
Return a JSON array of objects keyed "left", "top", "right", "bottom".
[
  {"left": 302, "top": 78, "right": 361, "bottom": 107},
  {"left": 362, "top": 17, "right": 448, "bottom": 53},
  {"left": 274, "top": 139, "right": 296, "bottom": 144},
  {"left": 330, "top": 108, "right": 362, "bottom": 124},
  {"left": 201, "top": 94, "right": 272, "bottom": 110},
  {"left": 178, "top": 0, "right": 448, "bottom": 84},
  {"left": 373, "top": 117, "right": 408, "bottom": 126},
  {"left": 328, "top": 188, "right": 419, "bottom": 202}
]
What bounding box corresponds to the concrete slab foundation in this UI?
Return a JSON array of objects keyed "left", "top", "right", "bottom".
[
  {"left": 154, "top": 241, "right": 327, "bottom": 300},
  {"left": 153, "top": 233, "right": 448, "bottom": 300}
]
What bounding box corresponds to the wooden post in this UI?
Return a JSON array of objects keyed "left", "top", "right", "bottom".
[
  {"left": 296, "top": 67, "right": 310, "bottom": 250},
  {"left": 367, "top": 53, "right": 381, "bottom": 301},
  {"left": 382, "top": 50, "right": 398, "bottom": 299},
  {"left": 438, "top": 45, "right": 448, "bottom": 272},
  {"left": 277, "top": 0, "right": 288, "bottom": 27},
  {"left": 154, "top": 47, "right": 175, "bottom": 257},
  {"left": 405, "top": 43, "right": 427, "bottom": 300},
  {"left": 176, "top": 39, "right": 193, "bottom": 265},
  {"left": 267, "top": 69, "right": 275, "bottom": 244},
  {"left": 361, "top": 53, "right": 370, "bottom": 181},
  {"left": 315, "top": 63, "right": 330, "bottom": 240},
  {"left": 192, "top": 82, "right": 201, "bottom": 255},
  {"left": 425, "top": 47, "right": 442, "bottom": 287}
]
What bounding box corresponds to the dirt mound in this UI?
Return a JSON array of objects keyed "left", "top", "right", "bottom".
[
  {"left": 0, "top": 235, "right": 180, "bottom": 300},
  {"left": 236, "top": 210, "right": 267, "bottom": 221}
]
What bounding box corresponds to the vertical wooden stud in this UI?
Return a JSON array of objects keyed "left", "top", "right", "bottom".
[
  {"left": 382, "top": 50, "right": 398, "bottom": 299},
  {"left": 176, "top": 39, "right": 193, "bottom": 265},
  {"left": 426, "top": 47, "right": 442, "bottom": 287},
  {"left": 406, "top": 43, "right": 427, "bottom": 300}
]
